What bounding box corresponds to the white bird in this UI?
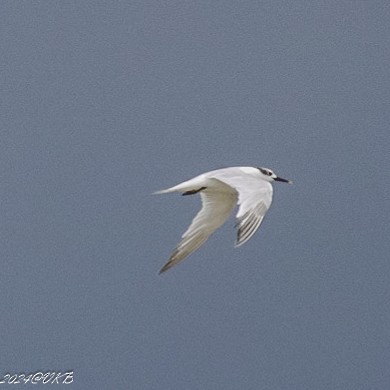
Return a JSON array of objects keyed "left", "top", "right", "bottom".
[{"left": 155, "top": 166, "right": 292, "bottom": 273}]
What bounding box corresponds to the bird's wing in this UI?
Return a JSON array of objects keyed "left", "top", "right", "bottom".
[
  {"left": 208, "top": 171, "right": 273, "bottom": 247},
  {"left": 234, "top": 179, "right": 273, "bottom": 246},
  {"left": 159, "top": 179, "right": 237, "bottom": 273},
  {"left": 235, "top": 198, "right": 269, "bottom": 247}
]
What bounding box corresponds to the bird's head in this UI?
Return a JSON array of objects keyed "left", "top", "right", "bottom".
[{"left": 257, "top": 167, "right": 292, "bottom": 184}]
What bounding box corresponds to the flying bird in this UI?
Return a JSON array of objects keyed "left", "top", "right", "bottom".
[{"left": 155, "top": 166, "right": 292, "bottom": 273}]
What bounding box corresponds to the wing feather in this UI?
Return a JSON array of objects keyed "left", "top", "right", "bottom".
[
  {"left": 235, "top": 202, "right": 268, "bottom": 246},
  {"left": 159, "top": 181, "right": 237, "bottom": 273}
]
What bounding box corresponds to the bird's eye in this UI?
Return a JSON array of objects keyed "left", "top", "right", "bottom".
[{"left": 258, "top": 168, "right": 273, "bottom": 176}]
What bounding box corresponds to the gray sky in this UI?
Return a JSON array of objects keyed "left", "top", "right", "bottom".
[{"left": 1, "top": 1, "right": 389, "bottom": 389}]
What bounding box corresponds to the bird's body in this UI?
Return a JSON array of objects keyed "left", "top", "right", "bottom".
[{"left": 155, "top": 166, "right": 291, "bottom": 273}]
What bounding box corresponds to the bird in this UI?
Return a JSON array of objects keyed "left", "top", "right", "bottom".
[{"left": 155, "top": 166, "right": 292, "bottom": 274}]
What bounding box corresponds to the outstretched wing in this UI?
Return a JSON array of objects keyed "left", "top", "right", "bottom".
[
  {"left": 234, "top": 179, "right": 273, "bottom": 246},
  {"left": 235, "top": 200, "right": 269, "bottom": 246},
  {"left": 159, "top": 181, "right": 237, "bottom": 273},
  {"left": 208, "top": 170, "right": 274, "bottom": 247}
]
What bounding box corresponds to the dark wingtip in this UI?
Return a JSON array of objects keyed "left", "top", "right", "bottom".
[
  {"left": 158, "top": 262, "right": 171, "bottom": 274},
  {"left": 182, "top": 186, "right": 207, "bottom": 196}
]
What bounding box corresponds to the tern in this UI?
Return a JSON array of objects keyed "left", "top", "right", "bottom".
[{"left": 155, "top": 166, "right": 292, "bottom": 273}]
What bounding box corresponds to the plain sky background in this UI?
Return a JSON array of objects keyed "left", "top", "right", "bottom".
[{"left": 1, "top": 1, "right": 389, "bottom": 389}]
